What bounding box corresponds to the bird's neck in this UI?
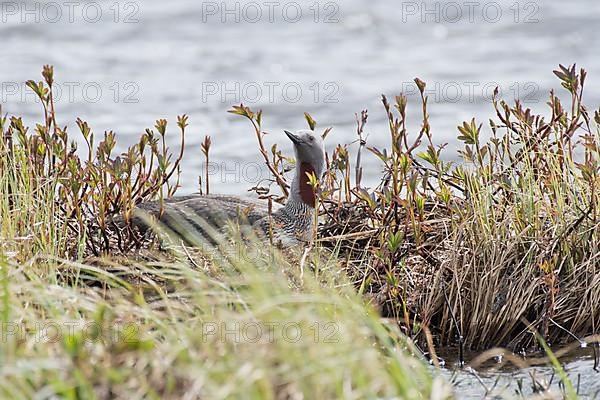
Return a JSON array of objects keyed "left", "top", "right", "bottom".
[{"left": 286, "top": 162, "right": 317, "bottom": 210}]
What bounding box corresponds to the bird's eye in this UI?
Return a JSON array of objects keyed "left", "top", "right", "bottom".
[{"left": 308, "top": 136, "right": 314, "bottom": 141}]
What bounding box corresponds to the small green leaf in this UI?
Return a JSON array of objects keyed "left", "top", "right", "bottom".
[{"left": 304, "top": 112, "right": 316, "bottom": 130}]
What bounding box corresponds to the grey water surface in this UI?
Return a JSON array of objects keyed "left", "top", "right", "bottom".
[
  {"left": 2, "top": 0, "right": 599, "bottom": 195},
  {"left": 437, "top": 347, "right": 600, "bottom": 399}
]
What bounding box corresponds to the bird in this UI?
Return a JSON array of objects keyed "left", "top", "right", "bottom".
[{"left": 133, "top": 129, "right": 326, "bottom": 248}]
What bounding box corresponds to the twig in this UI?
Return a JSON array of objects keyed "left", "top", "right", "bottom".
[
  {"left": 355, "top": 110, "right": 368, "bottom": 189},
  {"left": 249, "top": 116, "right": 289, "bottom": 197}
]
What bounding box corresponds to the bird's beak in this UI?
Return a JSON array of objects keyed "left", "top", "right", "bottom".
[{"left": 285, "top": 130, "right": 302, "bottom": 145}]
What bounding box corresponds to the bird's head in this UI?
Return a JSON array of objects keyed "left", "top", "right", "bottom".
[{"left": 285, "top": 129, "right": 326, "bottom": 178}]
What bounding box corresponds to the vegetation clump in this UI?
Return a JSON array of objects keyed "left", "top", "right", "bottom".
[
  {"left": 314, "top": 65, "right": 599, "bottom": 352},
  {"left": 0, "top": 66, "right": 451, "bottom": 398},
  {"left": 0, "top": 64, "right": 599, "bottom": 397},
  {"left": 228, "top": 66, "right": 599, "bottom": 353}
]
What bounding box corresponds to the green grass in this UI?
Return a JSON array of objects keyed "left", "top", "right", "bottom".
[{"left": 0, "top": 238, "right": 452, "bottom": 398}]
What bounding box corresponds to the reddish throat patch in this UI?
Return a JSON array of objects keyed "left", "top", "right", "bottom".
[{"left": 299, "top": 162, "right": 316, "bottom": 207}]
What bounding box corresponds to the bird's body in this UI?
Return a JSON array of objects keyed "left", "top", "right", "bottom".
[{"left": 134, "top": 130, "right": 326, "bottom": 248}]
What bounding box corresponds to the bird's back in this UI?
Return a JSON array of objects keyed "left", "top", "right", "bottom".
[{"left": 134, "top": 194, "right": 282, "bottom": 245}]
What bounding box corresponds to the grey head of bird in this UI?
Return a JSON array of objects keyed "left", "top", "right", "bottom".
[{"left": 284, "top": 129, "right": 326, "bottom": 208}]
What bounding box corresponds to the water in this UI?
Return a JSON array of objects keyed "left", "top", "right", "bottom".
[
  {"left": 2, "top": 0, "right": 599, "bottom": 195},
  {"left": 439, "top": 349, "right": 600, "bottom": 399},
  {"left": 2, "top": 0, "right": 600, "bottom": 395}
]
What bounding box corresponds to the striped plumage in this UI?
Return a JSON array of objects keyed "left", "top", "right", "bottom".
[{"left": 134, "top": 130, "right": 326, "bottom": 247}]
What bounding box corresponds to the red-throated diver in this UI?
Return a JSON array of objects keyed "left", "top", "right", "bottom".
[{"left": 134, "top": 130, "right": 326, "bottom": 247}]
